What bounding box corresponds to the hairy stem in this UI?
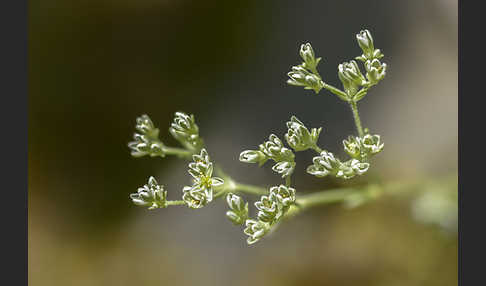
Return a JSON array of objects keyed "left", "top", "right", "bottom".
[{"left": 349, "top": 100, "right": 364, "bottom": 137}]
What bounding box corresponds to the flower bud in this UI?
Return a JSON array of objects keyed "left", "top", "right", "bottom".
[
  {"left": 356, "top": 29, "right": 375, "bottom": 59},
  {"left": 285, "top": 116, "right": 322, "bottom": 151},
  {"left": 272, "top": 161, "right": 296, "bottom": 178},
  {"left": 287, "top": 66, "right": 324, "bottom": 94},
  {"left": 338, "top": 61, "right": 365, "bottom": 97},
  {"left": 299, "top": 43, "right": 321, "bottom": 71},
  {"left": 239, "top": 150, "right": 267, "bottom": 166},
  {"left": 226, "top": 193, "right": 248, "bottom": 225}
]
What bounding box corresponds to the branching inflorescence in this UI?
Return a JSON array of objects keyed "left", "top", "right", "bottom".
[{"left": 128, "top": 29, "right": 387, "bottom": 245}]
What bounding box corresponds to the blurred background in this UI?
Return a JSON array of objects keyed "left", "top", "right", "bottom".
[{"left": 28, "top": 0, "right": 457, "bottom": 285}]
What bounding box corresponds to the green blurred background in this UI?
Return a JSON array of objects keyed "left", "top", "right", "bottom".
[{"left": 28, "top": 0, "right": 457, "bottom": 285}]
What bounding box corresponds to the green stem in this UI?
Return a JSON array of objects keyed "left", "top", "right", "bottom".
[
  {"left": 167, "top": 200, "right": 186, "bottom": 206},
  {"left": 296, "top": 187, "right": 363, "bottom": 209},
  {"left": 349, "top": 100, "right": 364, "bottom": 137},
  {"left": 285, "top": 176, "right": 291, "bottom": 187},
  {"left": 311, "top": 144, "right": 323, "bottom": 154},
  {"left": 322, "top": 83, "right": 349, "bottom": 101},
  {"left": 163, "top": 146, "right": 193, "bottom": 158},
  {"left": 233, "top": 182, "right": 267, "bottom": 195}
]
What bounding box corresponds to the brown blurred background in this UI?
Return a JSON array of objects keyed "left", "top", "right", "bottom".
[{"left": 29, "top": 0, "right": 457, "bottom": 285}]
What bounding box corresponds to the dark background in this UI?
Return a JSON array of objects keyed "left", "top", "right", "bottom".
[{"left": 29, "top": 0, "right": 457, "bottom": 285}]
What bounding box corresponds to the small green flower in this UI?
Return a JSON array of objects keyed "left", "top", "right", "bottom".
[
  {"left": 182, "top": 185, "right": 211, "bottom": 209},
  {"left": 183, "top": 149, "right": 224, "bottom": 209},
  {"left": 338, "top": 60, "right": 367, "bottom": 97},
  {"left": 339, "top": 60, "right": 367, "bottom": 87},
  {"left": 130, "top": 176, "right": 167, "bottom": 209},
  {"left": 307, "top": 151, "right": 342, "bottom": 177},
  {"left": 226, "top": 193, "right": 249, "bottom": 225},
  {"left": 169, "top": 112, "right": 203, "bottom": 150},
  {"left": 255, "top": 193, "right": 281, "bottom": 223},
  {"left": 285, "top": 116, "right": 322, "bottom": 151},
  {"left": 343, "top": 136, "right": 362, "bottom": 159},
  {"left": 259, "top": 134, "right": 294, "bottom": 162},
  {"left": 244, "top": 219, "right": 269, "bottom": 245},
  {"left": 336, "top": 159, "right": 370, "bottom": 179},
  {"left": 361, "top": 134, "right": 384, "bottom": 155},
  {"left": 269, "top": 185, "right": 296, "bottom": 208},
  {"left": 365, "top": 59, "right": 387, "bottom": 85}
]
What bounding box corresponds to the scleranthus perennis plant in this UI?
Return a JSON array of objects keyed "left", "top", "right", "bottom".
[{"left": 128, "top": 29, "right": 387, "bottom": 245}]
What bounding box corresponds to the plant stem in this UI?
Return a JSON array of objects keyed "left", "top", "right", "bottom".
[
  {"left": 167, "top": 200, "right": 186, "bottom": 206},
  {"left": 296, "top": 187, "right": 363, "bottom": 209},
  {"left": 349, "top": 100, "right": 364, "bottom": 137},
  {"left": 322, "top": 83, "right": 349, "bottom": 101},
  {"left": 233, "top": 182, "right": 267, "bottom": 195},
  {"left": 311, "top": 144, "right": 323, "bottom": 154},
  {"left": 163, "top": 146, "right": 193, "bottom": 158},
  {"left": 285, "top": 177, "right": 291, "bottom": 187}
]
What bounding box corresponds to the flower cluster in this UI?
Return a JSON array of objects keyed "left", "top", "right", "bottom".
[
  {"left": 130, "top": 176, "right": 167, "bottom": 209},
  {"left": 285, "top": 116, "right": 322, "bottom": 151},
  {"left": 307, "top": 151, "right": 370, "bottom": 179},
  {"left": 343, "top": 134, "right": 384, "bottom": 160},
  {"left": 355, "top": 29, "right": 384, "bottom": 62},
  {"left": 255, "top": 185, "right": 296, "bottom": 223},
  {"left": 127, "top": 29, "right": 388, "bottom": 247},
  {"left": 240, "top": 134, "right": 296, "bottom": 178},
  {"left": 169, "top": 112, "right": 203, "bottom": 151},
  {"left": 243, "top": 185, "right": 296, "bottom": 244},
  {"left": 182, "top": 149, "right": 224, "bottom": 209},
  {"left": 225, "top": 193, "right": 249, "bottom": 225},
  {"left": 286, "top": 30, "right": 386, "bottom": 104},
  {"left": 336, "top": 29, "right": 387, "bottom": 101},
  {"left": 128, "top": 114, "right": 165, "bottom": 158},
  {"left": 287, "top": 43, "right": 324, "bottom": 94},
  {"left": 354, "top": 29, "right": 387, "bottom": 89}
]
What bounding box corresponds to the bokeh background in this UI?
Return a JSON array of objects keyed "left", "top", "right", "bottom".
[{"left": 28, "top": 0, "right": 457, "bottom": 285}]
